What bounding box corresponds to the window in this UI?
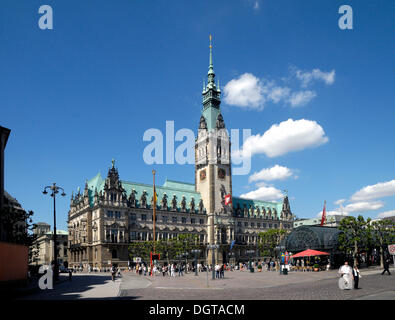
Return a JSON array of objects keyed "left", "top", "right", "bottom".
[
  {"left": 181, "top": 217, "right": 187, "bottom": 224},
  {"left": 151, "top": 215, "right": 157, "bottom": 221},
  {"left": 130, "top": 231, "right": 137, "bottom": 240},
  {"left": 172, "top": 217, "right": 177, "bottom": 223},
  {"left": 107, "top": 211, "right": 114, "bottom": 218},
  {"left": 115, "top": 211, "right": 121, "bottom": 218},
  {"left": 199, "top": 219, "right": 204, "bottom": 225},
  {"left": 244, "top": 222, "right": 248, "bottom": 227},
  {"left": 141, "top": 214, "right": 147, "bottom": 221},
  {"left": 251, "top": 222, "right": 255, "bottom": 227},
  {"left": 237, "top": 222, "right": 242, "bottom": 227},
  {"left": 274, "top": 224, "right": 278, "bottom": 229},
  {"left": 162, "top": 216, "right": 168, "bottom": 223},
  {"left": 112, "top": 249, "right": 117, "bottom": 259},
  {"left": 269, "top": 224, "right": 272, "bottom": 228},
  {"left": 257, "top": 223, "right": 260, "bottom": 228},
  {"left": 191, "top": 218, "right": 196, "bottom": 224},
  {"left": 263, "top": 223, "right": 267, "bottom": 228}
]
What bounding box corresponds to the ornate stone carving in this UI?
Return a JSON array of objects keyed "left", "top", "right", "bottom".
[
  {"left": 200, "top": 169, "right": 206, "bottom": 181},
  {"left": 198, "top": 199, "right": 204, "bottom": 214},
  {"left": 171, "top": 195, "right": 177, "bottom": 211},
  {"left": 180, "top": 196, "right": 187, "bottom": 212},
  {"left": 199, "top": 115, "right": 207, "bottom": 130},
  {"left": 218, "top": 168, "right": 226, "bottom": 179},
  {"left": 140, "top": 191, "right": 147, "bottom": 208},
  {"left": 129, "top": 189, "right": 136, "bottom": 207},
  {"left": 161, "top": 193, "right": 168, "bottom": 210},
  {"left": 216, "top": 113, "right": 225, "bottom": 129},
  {"left": 190, "top": 197, "right": 195, "bottom": 213}
]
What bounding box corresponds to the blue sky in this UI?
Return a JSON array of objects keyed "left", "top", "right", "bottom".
[{"left": 1, "top": 0, "right": 394, "bottom": 231}]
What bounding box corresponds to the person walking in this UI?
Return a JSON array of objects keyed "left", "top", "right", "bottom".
[
  {"left": 352, "top": 265, "right": 361, "bottom": 289},
  {"left": 171, "top": 264, "right": 175, "bottom": 277},
  {"left": 111, "top": 265, "right": 116, "bottom": 281},
  {"left": 220, "top": 264, "right": 225, "bottom": 278},
  {"left": 381, "top": 257, "right": 392, "bottom": 275}
]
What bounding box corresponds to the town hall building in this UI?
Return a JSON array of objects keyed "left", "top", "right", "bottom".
[{"left": 67, "top": 40, "right": 293, "bottom": 268}]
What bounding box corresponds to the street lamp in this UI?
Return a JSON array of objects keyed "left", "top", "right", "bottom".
[
  {"left": 246, "top": 249, "right": 255, "bottom": 272},
  {"left": 43, "top": 183, "right": 66, "bottom": 282},
  {"left": 191, "top": 249, "right": 201, "bottom": 276},
  {"left": 207, "top": 244, "right": 219, "bottom": 279}
]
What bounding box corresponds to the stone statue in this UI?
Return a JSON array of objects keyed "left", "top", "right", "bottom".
[
  {"left": 171, "top": 195, "right": 177, "bottom": 211},
  {"left": 181, "top": 196, "right": 187, "bottom": 212},
  {"left": 198, "top": 199, "right": 204, "bottom": 214},
  {"left": 190, "top": 197, "right": 195, "bottom": 213},
  {"left": 140, "top": 191, "right": 147, "bottom": 208}
]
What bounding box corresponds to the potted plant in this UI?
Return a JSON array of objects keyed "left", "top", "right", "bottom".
[
  {"left": 313, "top": 264, "right": 319, "bottom": 271},
  {"left": 257, "top": 264, "right": 262, "bottom": 272}
]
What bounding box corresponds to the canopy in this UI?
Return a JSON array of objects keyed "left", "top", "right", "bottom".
[{"left": 291, "top": 249, "right": 330, "bottom": 258}]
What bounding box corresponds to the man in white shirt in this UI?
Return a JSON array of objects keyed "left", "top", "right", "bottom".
[{"left": 338, "top": 261, "right": 353, "bottom": 290}]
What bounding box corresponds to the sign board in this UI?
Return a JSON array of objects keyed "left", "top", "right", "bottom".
[
  {"left": 388, "top": 244, "right": 395, "bottom": 255},
  {"left": 133, "top": 257, "right": 142, "bottom": 263}
]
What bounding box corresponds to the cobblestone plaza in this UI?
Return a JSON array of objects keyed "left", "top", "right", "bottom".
[{"left": 18, "top": 266, "right": 395, "bottom": 300}]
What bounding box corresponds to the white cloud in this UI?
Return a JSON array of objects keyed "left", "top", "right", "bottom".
[
  {"left": 316, "top": 210, "right": 349, "bottom": 218},
  {"left": 249, "top": 165, "right": 293, "bottom": 183},
  {"left": 223, "top": 73, "right": 265, "bottom": 109},
  {"left": 266, "top": 86, "right": 291, "bottom": 103},
  {"left": 350, "top": 180, "right": 395, "bottom": 202},
  {"left": 234, "top": 118, "right": 329, "bottom": 158},
  {"left": 334, "top": 199, "right": 347, "bottom": 205},
  {"left": 343, "top": 201, "right": 384, "bottom": 213},
  {"left": 296, "top": 68, "right": 336, "bottom": 87},
  {"left": 377, "top": 210, "right": 395, "bottom": 219},
  {"left": 288, "top": 90, "right": 316, "bottom": 107},
  {"left": 240, "top": 186, "right": 283, "bottom": 201}
]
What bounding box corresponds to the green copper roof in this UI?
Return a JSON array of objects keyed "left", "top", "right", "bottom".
[
  {"left": 233, "top": 197, "right": 283, "bottom": 219},
  {"left": 202, "top": 105, "right": 221, "bottom": 131},
  {"left": 85, "top": 174, "right": 202, "bottom": 212}
]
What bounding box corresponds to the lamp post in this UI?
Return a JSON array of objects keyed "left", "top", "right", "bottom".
[
  {"left": 191, "top": 249, "right": 201, "bottom": 276},
  {"left": 246, "top": 249, "right": 255, "bottom": 272},
  {"left": 43, "top": 183, "right": 66, "bottom": 282}
]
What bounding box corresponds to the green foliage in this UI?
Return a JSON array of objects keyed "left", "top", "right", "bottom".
[
  {"left": 257, "top": 229, "right": 287, "bottom": 258},
  {"left": 128, "top": 233, "right": 205, "bottom": 264},
  {"left": 338, "top": 215, "right": 371, "bottom": 265},
  {"left": 0, "top": 207, "right": 35, "bottom": 246}
]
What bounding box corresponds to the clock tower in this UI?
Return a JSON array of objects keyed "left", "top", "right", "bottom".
[{"left": 195, "top": 36, "right": 233, "bottom": 262}]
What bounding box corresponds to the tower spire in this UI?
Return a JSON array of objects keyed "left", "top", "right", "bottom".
[{"left": 208, "top": 34, "right": 215, "bottom": 85}]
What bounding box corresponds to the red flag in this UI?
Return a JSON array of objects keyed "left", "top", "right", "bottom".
[
  {"left": 320, "top": 200, "right": 326, "bottom": 226},
  {"left": 225, "top": 194, "right": 232, "bottom": 205}
]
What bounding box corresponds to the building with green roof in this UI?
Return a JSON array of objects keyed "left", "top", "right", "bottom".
[{"left": 68, "top": 38, "right": 293, "bottom": 268}]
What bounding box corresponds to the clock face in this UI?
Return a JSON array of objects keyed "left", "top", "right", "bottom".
[
  {"left": 200, "top": 169, "right": 206, "bottom": 181},
  {"left": 218, "top": 168, "right": 226, "bottom": 179}
]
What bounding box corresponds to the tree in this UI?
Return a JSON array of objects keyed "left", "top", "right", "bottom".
[
  {"left": 338, "top": 215, "right": 371, "bottom": 266},
  {"left": 370, "top": 219, "right": 395, "bottom": 267},
  {"left": 257, "top": 229, "right": 287, "bottom": 259},
  {"left": 0, "top": 207, "right": 35, "bottom": 245}
]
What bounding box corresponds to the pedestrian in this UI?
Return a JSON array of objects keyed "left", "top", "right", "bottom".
[
  {"left": 220, "top": 264, "right": 225, "bottom": 278},
  {"left": 338, "top": 261, "right": 353, "bottom": 290},
  {"left": 117, "top": 267, "right": 121, "bottom": 278},
  {"left": 171, "top": 264, "right": 175, "bottom": 277},
  {"left": 68, "top": 269, "right": 72, "bottom": 281},
  {"left": 381, "top": 257, "right": 392, "bottom": 275},
  {"left": 111, "top": 265, "right": 116, "bottom": 281},
  {"left": 352, "top": 265, "right": 361, "bottom": 289},
  {"left": 215, "top": 264, "right": 220, "bottom": 278}
]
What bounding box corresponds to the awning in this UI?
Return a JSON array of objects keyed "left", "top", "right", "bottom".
[{"left": 291, "top": 249, "right": 330, "bottom": 258}]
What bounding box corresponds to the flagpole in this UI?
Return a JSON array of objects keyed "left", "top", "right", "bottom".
[{"left": 152, "top": 169, "right": 156, "bottom": 253}]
